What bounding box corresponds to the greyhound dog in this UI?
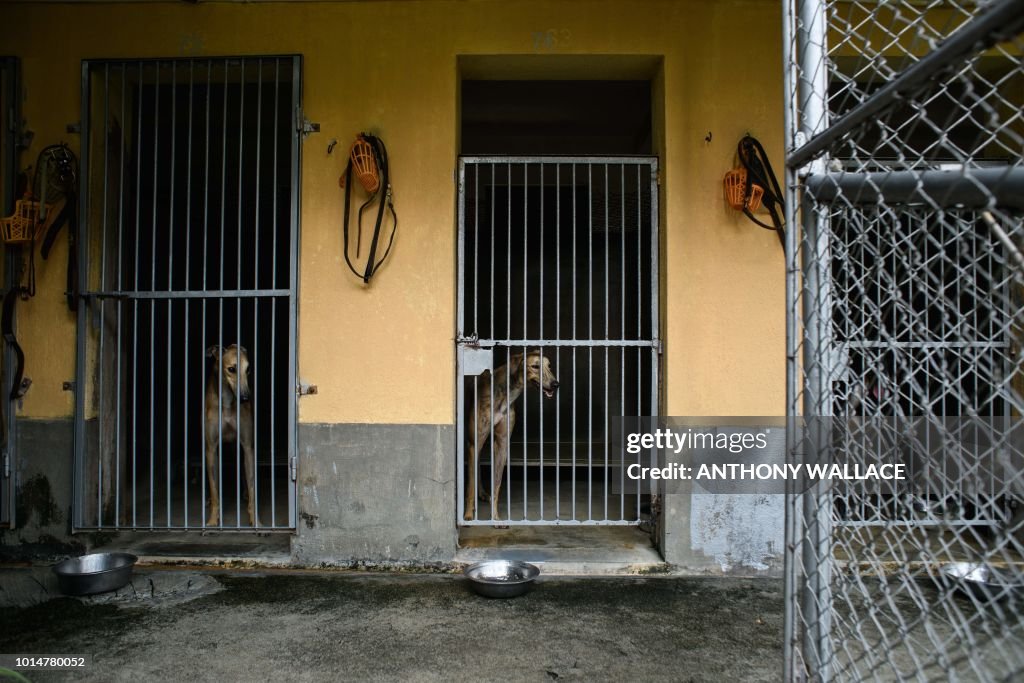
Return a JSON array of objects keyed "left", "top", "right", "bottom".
[
  {"left": 205, "top": 344, "right": 257, "bottom": 527},
  {"left": 465, "top": 351, "right": 559, "bottom": 524}
]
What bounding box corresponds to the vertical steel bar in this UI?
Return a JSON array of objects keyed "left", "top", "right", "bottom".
[
  {"left": 218, "top": 57, "right": 229, "bottom": 529},
  {"left": 490, "top": 163, "right": 495, "bottom": 341},
  {"left": 201, "top": 58, "right": 213, "bottom": 529},
  {"left": 166, "top": 62, "right": 177, "bottom": 527},
  {"left": 572, "top": 163, "right": 577, "bottom": 520},
  {"left": 116, "top": 62, "right": 127, "bottom": 527},
  {"left": 473, "top": 163, "right": 478, "bottom": 342},
  {"left": 649, "top": 160, "right": 660, "bottom": 497},
  {"left": 236, "top": 58, "right": 245, "bottom": 528},
  {"left": 523, "top": 162, "right": 528, "bottom": 519},
  {"left": 604, "top": 163, "right": 609, "bottom": 520},
  {"left": 287, "top": 56, "right": 301, "bottom": 529},
  {"left": 131, "top": 61, "right": 145, "bottom": 528},
  {"left": 456, "top": 160, "right": 466, "bottom": 522},
  {"left": 555, "top": 163, "right": 561, "bottom": 520},
  {"left": 74, "top": 61, "right": 92, "bottom": 529},
  {"left": 149, "top": 63, "right": 161, "bottom": 528},
  {"left": 636, "top": 164, "right": 642, "bottom": 519},
  {"left": 588, "top": 163, "right": 593, "bottom": 521},
  {"left": 795, "top": 0, "right": 834, "bottom": 672},
  {"left": 253, "top": 58, "right": 263, "bottom": 528},
  {"left": 539, "top": 161, "right": 544, "bottom": 520},
  {"left": 183, "top": 59, "right": 194, "bottom": 528},
  {"left": 270, "top": 58, "right": 280, "bottom": 528},
  {"left": 505, "top": 163, "right": 511, "bottom": 523},
  {"left": 620, "top": 163, "right": 626, "bottom": 520},
  {"left": 98, "top": 64, "right": 109, "bottom": 527}
]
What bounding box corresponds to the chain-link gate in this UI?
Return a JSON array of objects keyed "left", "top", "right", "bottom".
[{"left": 784, "top": 0, "right": 1024, "bottom": 680}]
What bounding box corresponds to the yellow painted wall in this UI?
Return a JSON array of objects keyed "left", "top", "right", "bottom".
[{"left": 0, "top": 0, "right": 787, "bottom": 424}]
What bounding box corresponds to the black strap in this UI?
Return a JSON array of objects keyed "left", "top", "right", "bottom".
[
  {"left": 2, "top": 287, "right": 28, "bottom": 401},
  {"left": 737, "top": 134, "right": 786, "bottom": 248},
  {"left": 341, "top": 134, "right": 397, "bottom": 284}
]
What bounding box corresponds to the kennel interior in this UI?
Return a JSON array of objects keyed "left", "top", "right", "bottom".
[{"left": 74, "top": 57, "right": 300, "bottom": 530}]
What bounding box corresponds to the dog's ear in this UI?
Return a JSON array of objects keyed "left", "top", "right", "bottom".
[
  {"left": 236, "top": 345, "right": 248, "bottom": 358},
  {"left": 206, "top": 344, "right": 222, "bottom": 359},
  {"left": 508, "top": 352, "right": 524, "bottom": 377}
]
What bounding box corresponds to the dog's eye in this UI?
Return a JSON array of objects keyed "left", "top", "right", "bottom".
[{"left": 227, "top": 366, "right": 236, "bottom": 374}]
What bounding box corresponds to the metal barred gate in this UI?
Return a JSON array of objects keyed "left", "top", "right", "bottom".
[
  {"left": 784, "top": 0, "right": 1024, "bottom": 680},
  {"left": 456, "top": 157, "right": 659, "bottom": 526},
  {"left": 74, "top": 56, "right": 302, "bottom": 531}
]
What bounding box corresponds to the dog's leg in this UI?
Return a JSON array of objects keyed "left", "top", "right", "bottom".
[
  {"left": 241, "top": 418, "right": 257, "bottom": 527},
  {"left": 204, "top": 432, "right": 220, "bottom": 527},
  {"left": 490, "top": 410, "right": 514, "bottom": 528}
]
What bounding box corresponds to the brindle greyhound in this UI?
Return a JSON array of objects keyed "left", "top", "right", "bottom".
[
  {"left": 205, "top": 344, "right": 257, "bottom": 527},
  {"left": 465, "top": 351, "right": 559, "bottom": 525}
]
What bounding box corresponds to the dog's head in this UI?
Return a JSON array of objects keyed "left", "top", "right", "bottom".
[
  {"left": 207, "top": 344, "right": 251, "bottom": 403},
  {"left": 511, "top": 351, "right": 559, "bottom": 398}
]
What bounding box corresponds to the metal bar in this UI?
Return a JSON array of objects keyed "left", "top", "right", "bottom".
[
  {"left": 88, "top": 288, "right": 291, "bottom": 299},
  {"left": 555, "top": 163, "right": 561, "bottom": 520},
  {"left": 131, "top": 60, "right": 144, "bottom": 528},
  {"left": 539, "top": 161, "right": 544, "bottom": 520},
  {"left": 620, "top": 164, "right": 626, "bottom": 520},
  {"left": 470, "top": 338, "right": 658, "bottom": 348},
  {"left": 787, "top": 0, "right": 1024, "bottom": 170},
  {"left": 462, "top": 155, "right": 657, "bottom": 165},
  {"left": 636, "top": 164, "right": 642, "bottom": 519},
  {"left": 270, "top": 57, "right": 280, "bottom": 528},
  {"left": 146, "top": 65, "right": 161, "bottom": 528},
  {"left": 115, "top": 62, "right": 126, "bottom": 527},
  {"left": 588, "top": 164, "right": 593, "bottom": 520},
  {"left": 794, "top": 0, "right": 833, "bottom": 676},
  {"left": 460, "top": 518, "right": 641, "bottom": 527},
  {"left": 218, "top": 56, "right": 228, "bottom": 529},
  {"left": 288, "top": 55, "right": 301, "bottom": 529},
  {"left": 572, "top": 163, "right": 577, "bottom": 521},
  {"left": 456, "top": 159, "right": 466, "bottom": 523},
  {"left": 183, "top": 59, "right": 194, "bottom": 528},
  {"left": 523, "top": 163, "right": 528, "bottom": 519},
  {"left": 166, "top": 61, "right": 177, "bottom": 528},
  {"left": 98, "top": 63, "right": 109, "bottom": 528},
  {"left": 253, "top": 58, "right": 263, "bottom": 528},
  {"left": 201, "top": 58, "right": 213, "bottom": 529},
  {"left": 804, "top": 167, "right": 1024, "bottom": 210},
  {"left": 603, "top": 164, "right": 609, "bottom": 520},
  {"left": 74, "top": 60, "right": 92, "bottom": 529},
  {"left": 236, "top": 58, "right": 245, "bottom": 528},
  {"left": 648, "top": 161, "right": 659, "bottom": 501}
]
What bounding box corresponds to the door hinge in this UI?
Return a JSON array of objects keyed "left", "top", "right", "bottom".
[
  {"left": 295, "top": 106, "right": 320, "bottom": 139},
  {"left": 289, "top": 455, "right": 298, "bottom": 481},
  {"left": 2, "top": 451, "right": 9, "bottom": 478},
  {"left": 297, "top": 381, "right": 318, "bottom": 397}
]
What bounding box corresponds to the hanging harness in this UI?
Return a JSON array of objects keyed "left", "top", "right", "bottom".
[
  {"left": 737, "top": 134, "right": 786, "bottom": 248},
  {"left": 36, "top": 143, "right": 80, "bottom": 310},
  {"left": 341, "top": 133, "right": 397, "bottom": 284}
]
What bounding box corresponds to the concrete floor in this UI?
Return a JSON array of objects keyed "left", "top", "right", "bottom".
[{"left": 0, "top": 568, "right": 784, "bottom": 682}]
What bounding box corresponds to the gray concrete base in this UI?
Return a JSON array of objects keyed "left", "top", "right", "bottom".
[{"left": 291, "top": 423, "right": 458, "bottom": 565}]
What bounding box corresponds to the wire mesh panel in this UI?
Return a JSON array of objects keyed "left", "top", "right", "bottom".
[
  {"left": 456, "top": 157, "right": 659, "bottom": 526},
  {"left": 74, "top": 57, "right": 301, "bottom": 531},
  {"left": 784, "top": 0, "right": 1024, "bottom": 679}
]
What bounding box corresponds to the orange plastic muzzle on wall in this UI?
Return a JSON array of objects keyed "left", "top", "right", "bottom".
[
  {"left": 350, "top": 136, "right": 381, "bottom": 194},
  {"left": 723, "top": 167, "right": 764, "bottom": 212}
]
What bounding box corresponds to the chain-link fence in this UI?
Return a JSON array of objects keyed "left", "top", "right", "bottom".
[{"left": 783, "top": 0, "right": 1024, "bottom": 679}]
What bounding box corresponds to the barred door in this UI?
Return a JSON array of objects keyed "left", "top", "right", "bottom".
[
  {"left": 784, "top": 0, "right": 1024, "bottom": 680},
  {"left": 456, "top": 157, "right": 659, "bottom": 526},
  {"left": 74, "top": 57, "right": 302, "bottom": 531}
]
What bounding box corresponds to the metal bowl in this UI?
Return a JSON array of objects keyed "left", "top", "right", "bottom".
[
  {"left": 52, "top": 552, "right": 138, "bottom": 596},
  {"left": 939, "top": 561, "right": 1020, "bottom": 600},
  {"left": 464, "top": 560, "right": 540, "bottom": 599}
]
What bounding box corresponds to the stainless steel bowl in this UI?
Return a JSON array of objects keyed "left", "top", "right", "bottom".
[
  {"left": 939, "top": 561, "right": 1019, "bottom": 600},
  {"left": 463, "top": 560, "right": 540, "bottom": 598},
  {"left": 52, "top": 552, "right": 138, "bottom": 596}
]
